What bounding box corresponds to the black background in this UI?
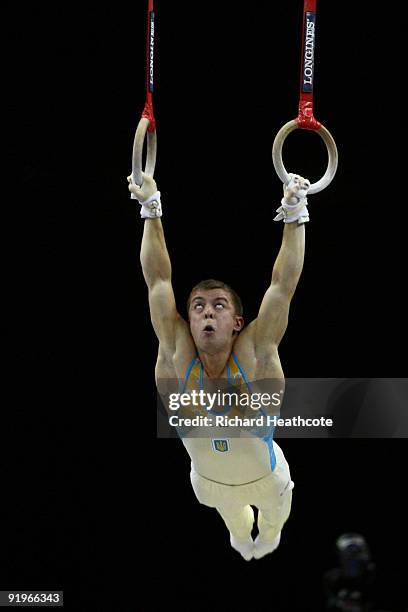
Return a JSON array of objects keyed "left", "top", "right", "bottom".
[{"left": 5, "top": 1, "right": 407, "bottom": 610}]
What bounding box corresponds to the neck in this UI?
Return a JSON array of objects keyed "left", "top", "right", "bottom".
[{"left": 198, "top": 347, "right": 233, "bottom": 378}]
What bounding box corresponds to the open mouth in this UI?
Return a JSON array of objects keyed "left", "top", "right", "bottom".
[{"left": 203, "top": 324, "right": 215, "bottom": 333}]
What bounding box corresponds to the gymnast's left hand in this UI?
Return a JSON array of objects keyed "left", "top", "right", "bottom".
[{"left": 127, "top": 172, "right": 158, "bottom": 203}]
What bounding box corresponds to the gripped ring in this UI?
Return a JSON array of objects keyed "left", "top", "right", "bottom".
[
  {"left": 272, "top": 120, "right": 338, "bottom": 194},
  {"left": 132, "top": 117, "right": 157, "bottom": 186}
]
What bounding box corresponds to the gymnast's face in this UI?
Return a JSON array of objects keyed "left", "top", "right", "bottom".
[{"left": 188, "top": 289, "right": 244, "bottom": 353}]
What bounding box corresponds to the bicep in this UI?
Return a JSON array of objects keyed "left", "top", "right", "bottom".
[
  {"left": 254, "top": 283, "right": 291, "bottom": 351},
  {"left": 149, "top": 281, "right": 196, "bottom": 385},
  {"left": 148, "top": 279, "right": 182, "bottom": 351}
]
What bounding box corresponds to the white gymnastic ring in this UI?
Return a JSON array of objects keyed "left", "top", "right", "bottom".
[
  {"left": 132, "top": 117, "right": 157, "bottom": 187},
  {"left": 272, "top": 120, "right": 338, "bottom": 194}
]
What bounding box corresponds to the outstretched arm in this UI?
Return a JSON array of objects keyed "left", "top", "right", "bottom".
[
  {"left": 129, "top": 173, "right": 181, "bottom": 353},
  {"left": 254, "top": 174, "right": 310, "bottom": 353}
]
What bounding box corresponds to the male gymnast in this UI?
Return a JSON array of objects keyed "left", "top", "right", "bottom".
[{"left": 128, "top": 171, "right": 310, "bottom": 560}]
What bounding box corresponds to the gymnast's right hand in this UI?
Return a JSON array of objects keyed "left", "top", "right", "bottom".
[{"left": 127, "top": 172, "right": 158, "bottom": 203}]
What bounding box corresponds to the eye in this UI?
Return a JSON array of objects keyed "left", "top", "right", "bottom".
[
  {"left": 215, "top": 303, "right": 224, "bottom": 309},
  {"left": 194, "top": 304, "right": 203, "bottom": 310}
]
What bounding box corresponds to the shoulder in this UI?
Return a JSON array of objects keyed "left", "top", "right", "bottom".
[
  {"left": 233, "top": 321, "right": 257, "bottom": 360},
  {"left": 233, "top": 321, "right": 284, "bottom": 379}
]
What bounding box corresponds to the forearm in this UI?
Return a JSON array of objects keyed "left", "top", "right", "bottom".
[
  {"left": 271, "top": 223, "right": 305, "bottom": 296},
  {"left": 140, "top": 218, "right": 172, "bottom": 288}
]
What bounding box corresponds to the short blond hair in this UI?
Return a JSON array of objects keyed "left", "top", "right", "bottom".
[{"left": 186, "top": 279, "right": 243, "bottom": 316}]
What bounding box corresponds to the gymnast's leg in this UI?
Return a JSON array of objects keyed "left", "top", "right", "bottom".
[
  {"left": 253, "top": 443, "right": 294, "bottom": 559},
  {"left": 215, "top": 504, "right": 255, "bottom": 561}
]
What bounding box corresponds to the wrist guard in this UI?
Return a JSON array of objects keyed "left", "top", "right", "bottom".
[{"left": 139, "top": 190, "right": 162, "bottom": 219}]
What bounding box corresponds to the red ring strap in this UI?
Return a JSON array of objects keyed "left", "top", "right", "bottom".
[
  {"left": 142, "top": 0, "right": 156, "bottom": 133},
  {"left": 297, "top": 0, "right": 320, "bottom": 130}
]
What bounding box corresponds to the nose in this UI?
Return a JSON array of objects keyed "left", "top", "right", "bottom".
[{"left": 204, "top": 305, "right": 214, "bottom": 318}]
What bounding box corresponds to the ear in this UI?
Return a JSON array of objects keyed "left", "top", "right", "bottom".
[{"left": 233, "top": 316, "right": 244, "bottom": 333}]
